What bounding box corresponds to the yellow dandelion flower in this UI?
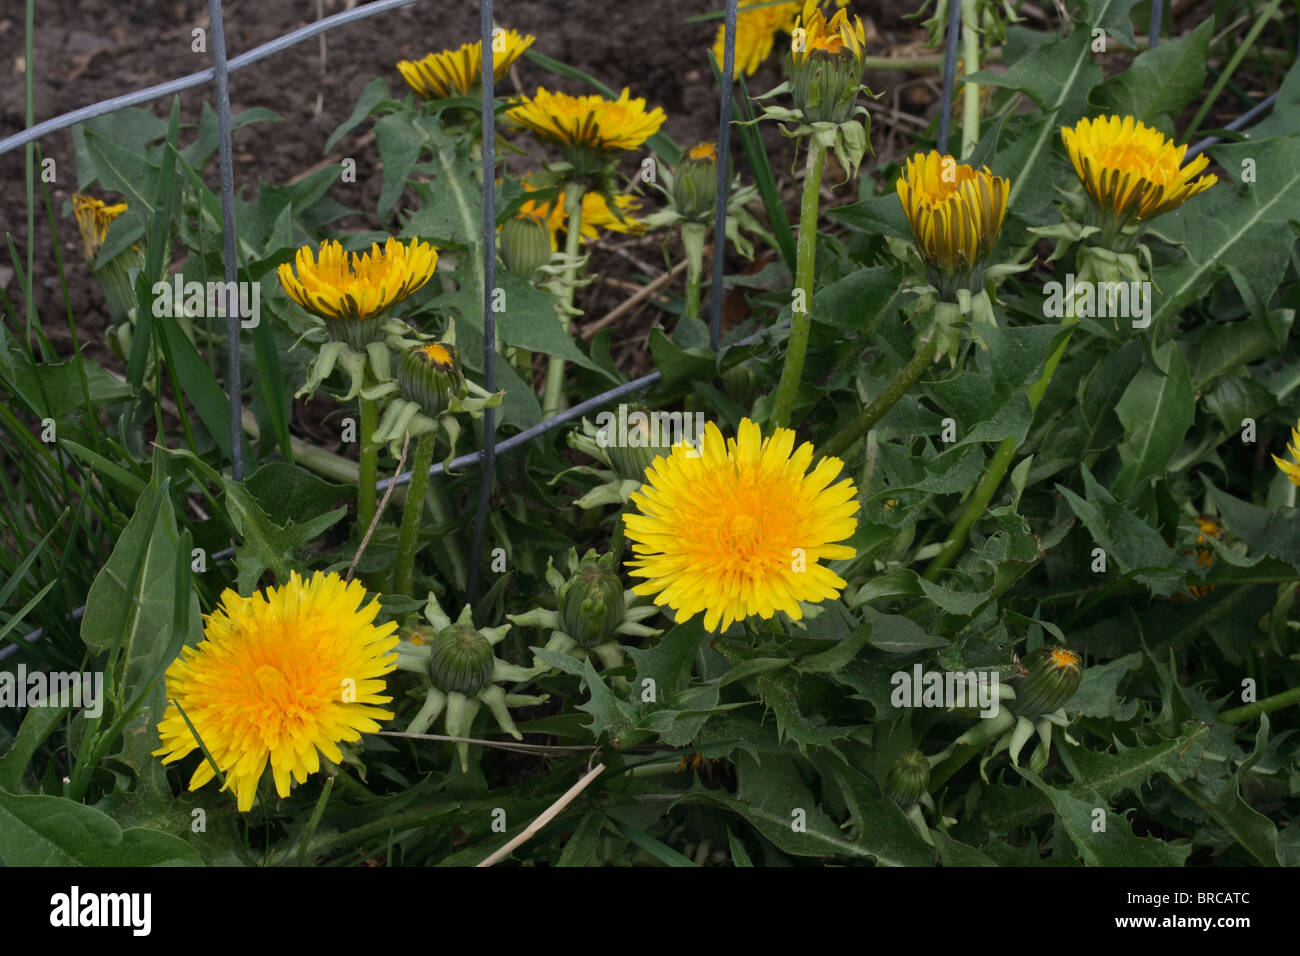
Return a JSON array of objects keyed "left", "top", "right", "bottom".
[
  {"left": 152, "top": 571, "right": 400, "bottom": 812},
  {"left": 1273, "top": 419, "right": 1300, "bottom": 487},
  {"left": 1061, "top": 115, "right": 1217, "bottom": 229},
  {"left": 518, "top": 180, "right": 644, "bottom": 249},
  {"left": 72, "top": 193, "right": 128, "bottom": 262},
  {"left": 897, "top": 150, "right": 1008, "bottom": 296},
  {"left": 688, "top": 141, "right": 719, "bottom": 162},
  {"left": 397, "top": 30, "right": 535, "bottom": 100},
  {"left": 507, "top": 87, "right": 665, "bottom": 171},
  {"left": 787, "top": 0, "right": 869, "bottom": 124},
  {"left": 624, "top": 418, "right": 859, "bottom": 633},
  {"left": 1047, "top": 647, "right": 1082, "bottom": 674},
  {"left": 790, "top": 0, "right": 866, "bottom": 65},
  {"left": 713, "top": 0, "right": 800, "bottom": 77},
  {"left": 278, "top": 237, "right": 437, "bottom": 347}
]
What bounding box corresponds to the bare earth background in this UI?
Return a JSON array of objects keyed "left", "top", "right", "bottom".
[{"left": 0, "top": 0, "right": 934, "bottom": 379}]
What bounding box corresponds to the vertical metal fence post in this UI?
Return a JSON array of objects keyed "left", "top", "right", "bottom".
[
  {"left": 467, "top": 0, "right": 497, "bottom": 602},
  {"left": 1149, "top": 0, "right": 1163, "bottom": 48},
  {"left": 708, "top": 0, "right": 738, "bottom": 353},
  {"left": 935, "top": 0, "right": 964, "bottom": 156},
  {"left": 208, "top": 0, "right": 245, "bottom": 481}
]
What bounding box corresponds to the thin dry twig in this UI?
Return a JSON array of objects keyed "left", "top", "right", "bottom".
[
  {"left": 477, "top": 763, "right": 607, "bottom": 867},
  {"left": 580, "top": 256, "right": 693, "bottom": 340}
]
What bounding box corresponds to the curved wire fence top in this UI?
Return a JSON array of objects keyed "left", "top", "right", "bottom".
[{"left": 0, "top": 0, "right": 1285, "bottom": 658}]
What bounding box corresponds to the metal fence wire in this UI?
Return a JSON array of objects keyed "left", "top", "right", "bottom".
[{"left": 0, "top": 0, "right": 1282, "bottom": 656}]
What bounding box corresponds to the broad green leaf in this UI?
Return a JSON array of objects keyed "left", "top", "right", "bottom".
[
  {"left": 222, "top": 479, "right": 347, "bottom": 594},
  {"left": 555, "top": 808, "right": 605, "bottom": 867},
  {"left": 0, "top": 792, "right": 201, "bottom": 866},
  {"left": 1095, "top": 19, "right": 1212, "bottom": 122},
  {"left": 1112, "top": 341, "right": 1194, "bottom": 498},
  {"left": 1018, "top": 768, "right": 1192, "bottom": 866},
  {"left": 861, "top": 606, "right": 950, "bottom": 653},
  {"left": 1057, "top": 464, "right": 1183, "bottom": 596},
  {"left": 1150, "top": 136, "right": 1300, "bottom": 336}
]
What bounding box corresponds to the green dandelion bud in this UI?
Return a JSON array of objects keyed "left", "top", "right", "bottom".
[
  {"left": 1011, "top": 646, "right": 1083, "bottom": 720},
  {"left": 428, "top": 622, "right": 496, "bottom": 697},
  {"left": 501, "top": 212, "right": 553, "bottom": 279},
  {"left": 673, "top": 142, "right": 719, "bottom": 223},
  {"left": 883, "top": 749, "right": 931, "bottom": 808},
  {"left": 599, "top": 406, "right": 675, "bottom": 482},
  {"left": 558, "top": 552, "right": 626, "bottom": 648},
  {"left": 398, "top": 343, "right": 464, "bottom": 417}
]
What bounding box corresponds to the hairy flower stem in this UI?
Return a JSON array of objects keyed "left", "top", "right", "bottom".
[
  {"left": 770, "top": 139, "right": 827, "bottom": 430},
  {"left": 541, "top": 181, "right": 586, "bottom": 418},
  {"left": 393, "top": 431, "right": 437, "bottom": 596},
  {"left": 960, "top": 0, "right": 982, "bottom": 158},
  {"left": 1220, "top": 685, "right": 1300, "bottom": 724},
  {"left": 821, "top": 328, "right": 938, "bottom": 460},
  {"left": 358, "top": 389, "right": 378, "bottom": 539},
  {"left": 924, "top": 328, "right": 1074, "bottom": 579},
  {"left": 681, "top": 222, "right": 708, "bottom": 321}
]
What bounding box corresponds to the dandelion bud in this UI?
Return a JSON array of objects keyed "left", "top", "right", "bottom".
[
  {"left": 558, "top": 552, "right": 626, "bottom": 648},
  {"left": 398, "top": 343, "right": 464, "bottom": 417},
  {"left": 884, "top": 749, "right": 931, "bottom": 808},
  {"left": 428, "top": 622, "right": 496, "bottom": 696},
  {"left": 787, "top": 1, "right": 868, "bottom": 125},
  {"left": 599, "top": 406, "right": 675, "bottom": 481},
  {"left": 673, "top": 142, "right": 719, "bottom": 223},
  {"left": 501, "top": 212, "right": 553, "bottom": 279},
  {"left": 1011, "top": 646, "right": 1083, "bottom": 720},
  {"left": 897, "top": 151, "right": 1009, "bottom": 301}
]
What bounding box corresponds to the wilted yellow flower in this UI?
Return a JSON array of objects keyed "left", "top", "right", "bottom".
[
  {"left": 278, "top": 237, "right": 437, "bottom": 347},
  {"left": 624, "top": 418, "right": 859, "bottom": 633},
  {"left": 397, "top": 30, "right": 535, "bottom": 99},
  {"left": 897, "top": 150, "right": 1008, "bottom": 297},
  {"left": 507, "top": 87, "right": 665, "bottom": 172},
  {"left": 1061, "top": 116, "right": 1216, "bottom": 230},
  {"left": 153, "top": 571, "right": 400, "bottom": 812},
  {"left": 72, "top": 193, "right": 127, "bottom": 263},
  {"left": 713, "top": 0, "right": 800, "bottom": 77},
  {"left": 518, "top": 180, "right": 644, "bottom": 248},
  {"left": 1273, "top": 420, "right": 1300, "bottom": 487}
]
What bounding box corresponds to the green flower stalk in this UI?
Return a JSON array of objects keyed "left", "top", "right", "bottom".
[
  {"left": 277, "top": 237, "right": 439, "bottom": 540},
  {"left": 757, "top": 1, "right": 876, "bottom": 429},
  {"left": 770, "top": 137, "right": 827, "bottom": 430},
  {"left": 367, "top": 341, "right": 500, "bottom": 594},
  {"left": 642, "top": 141, "right": 764, "bottom": 323},
  {"left": 391, "top": 343, "right": 463, "bottom": 596},
  {"left": 542, "top": 181, "right": 586, "bottom": 417}
]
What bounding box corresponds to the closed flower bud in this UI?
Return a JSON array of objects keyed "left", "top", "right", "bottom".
[
  {"left": 787, "top": 2, "right": 868, "bottom": 125},
  {"left": 1011, "top": 646, "right": 1083, "bottom": 720},
  {"left": 722, "top": 362, "right": 758, "bottom": 410},
  {"left": 673, "top": 142, "right": 719, "bottom": 223},
  {"left": 501, "top": 212, "right": 553, "bottom": 279},
  {"left": 884, "top": 749, "right": 930, "bottom": 808},
  {"left": 600, "top": 406, "right": 675, "bottom": 481},
  {"left": 558, "top": 552, "right": 626, "bottom": 648},
  {"left": 398, "top": 343, "right": 464, "bottom": 417},
  {"left": 428, "top": 622, "right": 496, "bottom": 696}
]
